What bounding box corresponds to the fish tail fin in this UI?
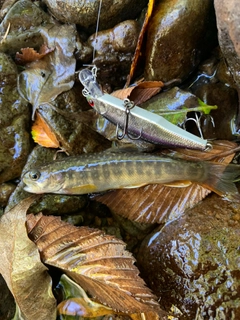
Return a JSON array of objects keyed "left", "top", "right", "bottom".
[{"left": 200, "top": 162, "right": 240, "bottom": 201}]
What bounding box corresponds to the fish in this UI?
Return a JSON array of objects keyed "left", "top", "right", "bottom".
[
  {"left": 22, "top": 151, "right": 240, "bottom": 201},
  {"left": 79, "top": 68, "right": 210, "bottom": 150}
]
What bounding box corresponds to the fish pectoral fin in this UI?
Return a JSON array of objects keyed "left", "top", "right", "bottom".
[
  {"left": 163, "top": 180, "right": 192, "bottom": 187},
  {"left": 65, "top": 184, "right": 97, "bottom": 194}
]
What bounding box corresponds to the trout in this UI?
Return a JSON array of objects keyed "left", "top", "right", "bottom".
[{"left": 22, "top": 152, "right": 240, "bottom": 201}]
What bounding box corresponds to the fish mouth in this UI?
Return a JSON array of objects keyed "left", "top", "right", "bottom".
[
  {"left": 23, "top": 182, "right": 65, "bottom": 195},
  {"left": 23, "top": 184, "right": 43, "bottom": 194}
]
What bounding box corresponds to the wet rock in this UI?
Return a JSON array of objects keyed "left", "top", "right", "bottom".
[
  {"left": 137, "top": 193, "right": 240, "bottom": 319},
  {"left": 0, "top": 275, "right": 15, "bottom": 320},
  {"left": 141, "top": 87, "right": 201, "bottom": 114},
  {"left": 0, "top": 183, "right": 16, "bottom": 207},
  {"left": 87, "top": 20, "right": 140, "bottom": 88},
  {"left": 145, "top": 0, "right": 214, "bottom": 82},
  {"left": 197, "top": 48, "right": 237, "bottom": 89},
  {"left": 183, "top": 51, "right": 239, "bottom": 140},
  {"left": 140, "top": 86, "right": 217, "bottom": 133},
  {"left": 30, "top": 194, "right": 87, "bottom": 216},
  {"left": 112, "top": 213, "right": 156, "bottom": 252},
  {"left": 37, "top": 85, "right": 111, "bottom": 155},
  {"left": 43, "top": 0, "right": 147, "bottom": 32},
  {"left": 191, "top": 82, "right": 238, "bottom": 140},
  {"left": 216, "top": 58, "right": 237, "bottom": 89},
  {"left": 75, "top": 34, "right": 93, "bottom": 63},
  {"left": 214, "top": 0, "right": 240, "bottom": 87},
  {"left": 0, "top": 0, "right": 52, "bottom": 54},
  {"left": 0, "top": 0, "right": 18, "bottom": 20},
  {"left": 0, "top": 52, "right": 30, "bottom": 184}
]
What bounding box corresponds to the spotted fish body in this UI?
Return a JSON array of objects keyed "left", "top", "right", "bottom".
[{"left": 22, "top": 152, "right": 240, "bottom": 200}]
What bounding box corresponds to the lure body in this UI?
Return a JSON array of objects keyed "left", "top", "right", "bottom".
[
  {"left": 22, "top": 151, "right": 240, "bottom": 201},
  {"left": 79, "top": 69, "right": 209, "bottom": 150}
]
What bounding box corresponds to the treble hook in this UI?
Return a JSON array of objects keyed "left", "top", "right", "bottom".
[
  {"left": 116, "top": 98, "right": 142, "bottom": 140},
  {"left": 183, "top": 112, "right": 215, "bottom": 139}
]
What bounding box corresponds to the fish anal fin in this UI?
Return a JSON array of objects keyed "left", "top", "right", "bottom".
[
  {"left": 122, "top": 183, "right": 149, "bottom": 189},
  {"left": 163, "top": 180, "right": 192, "bottom": 187},
  {"left": 122, "top": 180, "right": 192, "bottom": 189}
]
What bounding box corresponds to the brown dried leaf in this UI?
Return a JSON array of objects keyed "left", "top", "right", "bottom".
[
  {"left": 163, "top": 140, "right": 239, "bottom": 162},
  {"left": 15, "top": 44, "right": 54, "bottom": 65},
  {"left": 96, "top": 183, "right": 210, "bottom": 224},
  {"left": 126, "top": 0, "right": 156, "bottom": 86},
  {"left": 0, "top": 197, "right": 56, "bottom": 320},
  {"left": 112, "top": 80, "right": 164, "bottom": 106},
  {"left": 26, "top": 213, "right": 161, "bottom": 314},
  {"left": 96, "top": 141, "right": 238, "bottom": 224}
]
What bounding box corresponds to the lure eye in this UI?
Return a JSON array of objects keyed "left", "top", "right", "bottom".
[
  {"left": 88, "top": 99, "right": 94, "bottom": 107},
  {"left": 29, "top": 170, "right": 41, "bottom": 181}
]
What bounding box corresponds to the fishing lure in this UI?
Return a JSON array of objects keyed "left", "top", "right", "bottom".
[{"left": 79, "top": 67, "right": 211, "bottom": 150}]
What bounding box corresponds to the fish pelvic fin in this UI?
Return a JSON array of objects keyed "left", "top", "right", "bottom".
[{"left": 199, "top": 162, "right": 240, "bottom": 201}]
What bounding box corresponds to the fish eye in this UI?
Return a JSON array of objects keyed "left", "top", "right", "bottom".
[{"left": 29, "top": 170, "right": 41, "bottom": 181}]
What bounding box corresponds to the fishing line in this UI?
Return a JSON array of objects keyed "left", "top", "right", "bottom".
[
  {"left": 92, "top": 0, "right": 103, "bottom": 61},
  {"left": 81, "top": 0, "right": 102, "bottom": 70}
]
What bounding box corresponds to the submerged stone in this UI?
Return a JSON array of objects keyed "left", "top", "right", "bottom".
[
  {"left": 42, "top": 0, "right": 147, "bottom": 31},
  {"left": 144, "top": 0, "right": 214, "bottom": 82},
  {"left": 0, "top": 53, "right": 30, "bottom": 184},
  {"left": 137, "top": 193, "right": 240, "bottom": 318}
]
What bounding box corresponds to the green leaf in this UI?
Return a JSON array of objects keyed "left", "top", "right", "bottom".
[{"left": 140, "top": 87, "right": 218, "bottom": 125}]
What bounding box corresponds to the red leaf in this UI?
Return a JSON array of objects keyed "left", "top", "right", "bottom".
[{"left": 15, "top": 44, "right": 54, "bottom": 65}]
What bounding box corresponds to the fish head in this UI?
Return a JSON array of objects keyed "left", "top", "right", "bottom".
[{"left": 22, "top": 168, "right": 64, "bottom": 194}]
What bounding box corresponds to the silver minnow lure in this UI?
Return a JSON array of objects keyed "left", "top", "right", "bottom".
[{"left": 79, "top": 68, "right": 210, "bottom": 150}]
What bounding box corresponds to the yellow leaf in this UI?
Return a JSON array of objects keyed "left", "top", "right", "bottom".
[
  {"left": 32, "top": 111, "right": 60, "bottom": 148},
  {"left": 57, "top": 275, "right": 114, "bottom": 317}
]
